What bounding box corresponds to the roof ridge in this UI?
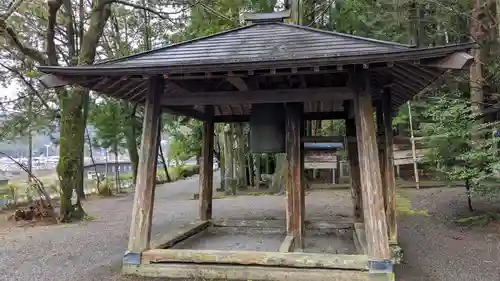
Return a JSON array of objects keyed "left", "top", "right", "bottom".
[
  {"left": 96, "top": 24, "right": 255, "bottom": 65},
  {"left": 275, "top": 22, "right": 415, "bottom": 49}
]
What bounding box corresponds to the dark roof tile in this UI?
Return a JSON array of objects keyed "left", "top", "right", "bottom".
[{"left": 100, "top": 22, "right": 412, "bottom": 68}]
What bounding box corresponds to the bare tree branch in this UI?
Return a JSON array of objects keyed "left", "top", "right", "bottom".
[
  {"left": 0, "top": 61, "right": 53, "bottom": 110},
  {"left": 112, "top": 0, "right": 176, "bottom": 23},
  {"left": 0, "top": 18, "right": 47, "bottom": 64},
  {"left": 0, "top": 0, "right": 25, "bottom": 20}
]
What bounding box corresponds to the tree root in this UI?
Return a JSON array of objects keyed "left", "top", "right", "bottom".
[{"left": 8, "top": 200, "right": 57, "bottom": 223}]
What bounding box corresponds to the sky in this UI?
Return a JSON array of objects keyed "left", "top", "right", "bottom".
[{"left": 0, "top": 83, "right": 19, "bottom": 99}]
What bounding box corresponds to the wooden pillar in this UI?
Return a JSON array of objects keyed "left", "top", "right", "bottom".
[
  {"left": 199, "top": 106, "right": 214, "bottom": 221},
  {"left": 382, "top": 90, "right": 397, "bottom": 243},
  {"left": 352, "top": 73, "right": 391, "bottom": 262},
  {"left": 346, "top": 117, "right": 363, "bottom": 222},
  {"left": 376, "top": 104, "right": 386, "bottom": 196},
  {"left": 285, "top": 102, "right": 304, "bottom": 249},
  {"left": 300, "top": 120, "right": 305, "bottom": 235},
  {"left": 127, "top": 75, "right": 163, "bottom": 253}
]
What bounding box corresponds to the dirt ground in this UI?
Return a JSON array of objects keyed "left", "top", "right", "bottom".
[{"left": 0, "top": 174, "right": 499, "bottom": 281}]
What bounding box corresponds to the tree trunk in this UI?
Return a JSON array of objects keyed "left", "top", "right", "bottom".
[
  {"left": 114, "top": 148, "right": 120, "bottom": 194},
  {"left": 470, "top": 0, "right": 486, "bottom": 125},
  {"left": 465, "top": 179, "right": 473, "bottom": 212},
  {"left": 223, "top": 125, "right": 236, "bottom": 195},
  {"left": 159, "top": 142, "right": 171, "bottom": 182},
  {"left": 335, "top": 154, "right": 341, "bottom": 183},
  {"left": 247, "top": 153, "right": 253, "bottom": 187},
  {"left": 233, "top": 123, "right": 247, "bottom": 189},
  {"left": 254, "top": 153, "right": 261, "bottom": 188},
  {"left": 57, "top": 89, "right": 87, "bottom": 222},
  {"left": 75, "top": 91, "right": 89, "bottom": 200},
  {"left": 218, "top": 132, "right": 226, "bottom": 191},
  {"left": 85, "top": 127, "right": 100, "bottom": 192},
  {"left": 264, "top": 154, "right": 271, "bottom": 174},
  {"left": 56, "top": 1, "right": 111, "bottom": 222},
  {"left": 124, "top": 103, "right": 139, "bottom": 184},
  {"left": 271, "top": 153, "right": 287, "bottom": 194}
]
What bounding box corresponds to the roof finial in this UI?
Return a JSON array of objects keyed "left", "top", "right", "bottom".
[{"left": 242, "top": 10, "right": 291, "bottom": 24}]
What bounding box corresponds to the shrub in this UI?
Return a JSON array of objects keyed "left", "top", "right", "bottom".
[
  {"left": 119, "top": 173, "right": 134, "bottom": 181},
  {"left": 156, "top": 164, "right": 200, "bottom": 184},
  {"left": 98, "top": 180, "right": 113, "bottom": 196}
]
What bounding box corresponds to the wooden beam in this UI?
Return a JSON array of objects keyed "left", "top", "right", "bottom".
[
  {"left": 352, "top": 73, "right": 391, "bottom": 260},
  {"left": 164, "top": 80, "right": 190, "bottom": 95},
  {"left": 381, "top": 90, "right": 397, "bottom": 243},
  {"left": 213, "top": 111, "right": 347, "bottom": 123},
  {"left": 142, "top": 249, "right": 369, "bottom": 270},
  {"left": 127, "top": 75, "right": 163, "bottom": 252},
  {"left": 279, "top": 235, "right": 295, "bottom": 252},
  {"left": 123, "top": 263, "right": 370, "bottom": 281},
  {"left": 423, "top": 52, "right": 474, "bottom": 70},
  {"left": 39, "top": 74, "right": 70, "bottom": 88},
  {"left": 151, "top": 221, "right": 210, "bottom": 249},
  {"left": 199, "top": 106, "right": 214, "bottom": 221},
  {"left": 227, "top": 77, "right": 249, "bottom": 91},
  {"left": 163, "top": 106, "right": 205, "bottom": 120},
  {"left": 346, "top": 116, "right": 363, "bottom": 223},
  {"left": 161, "top": 87, "right": 353, "bottom": 106},
  {"left": 414, "top": 70, "right": 451, "bottom": 97}
]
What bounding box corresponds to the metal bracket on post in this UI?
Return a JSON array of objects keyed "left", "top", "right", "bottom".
[
  {"left": 123, "top": 251, "right": 141, "bottom": 265},
  {"left": 368, "top": 259, "right": 394, "bottom": 281}
]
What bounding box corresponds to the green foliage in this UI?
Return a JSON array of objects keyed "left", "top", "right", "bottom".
[
  {"left": 420, "top": 91, "right": 500, "bottom": 195},
  {"left": 88, "top": 98, "right": 126, "bottom": 153},
  {"left": 165, "top": 116, "right": 203, "bottom": 163},
  {"left": 455, "top": 213, "right": 500, "bottom": 227}
]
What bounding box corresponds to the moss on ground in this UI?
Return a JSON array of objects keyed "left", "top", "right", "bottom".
[{"left": 396, "top": 191, "right": 430, "bottom": 216}]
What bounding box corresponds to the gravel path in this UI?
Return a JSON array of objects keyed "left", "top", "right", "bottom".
[
  {"left": 395, "top": 188, "right": 500, "bottom": 281},
  {"left": 0, "top": 175, "right": 499, "bottom": 281}
]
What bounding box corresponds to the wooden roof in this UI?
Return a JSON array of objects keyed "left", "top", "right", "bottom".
[{"left": 38, "top": 21, "right": 474, "bottom": 121}]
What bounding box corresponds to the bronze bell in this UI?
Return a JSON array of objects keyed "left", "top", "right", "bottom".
[{"left": 249, "top": 103, "right": 286, "bottom": 153}]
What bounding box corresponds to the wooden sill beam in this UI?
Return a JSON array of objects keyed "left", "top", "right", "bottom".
[
  {"left": 141, "top": 249, "right": 369, "bottom": 270},
  {"left": 212, "top": 218, "right": 284, "bottom": 228},
  {"left": 301, "top": 135, "right": 424, "bottom": 145},
  {"left": 211, "top": 219, "right": 354, "bottom": 230},
  {"left": 123, "top": 263, "right": 370, "bottom": 281}
]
